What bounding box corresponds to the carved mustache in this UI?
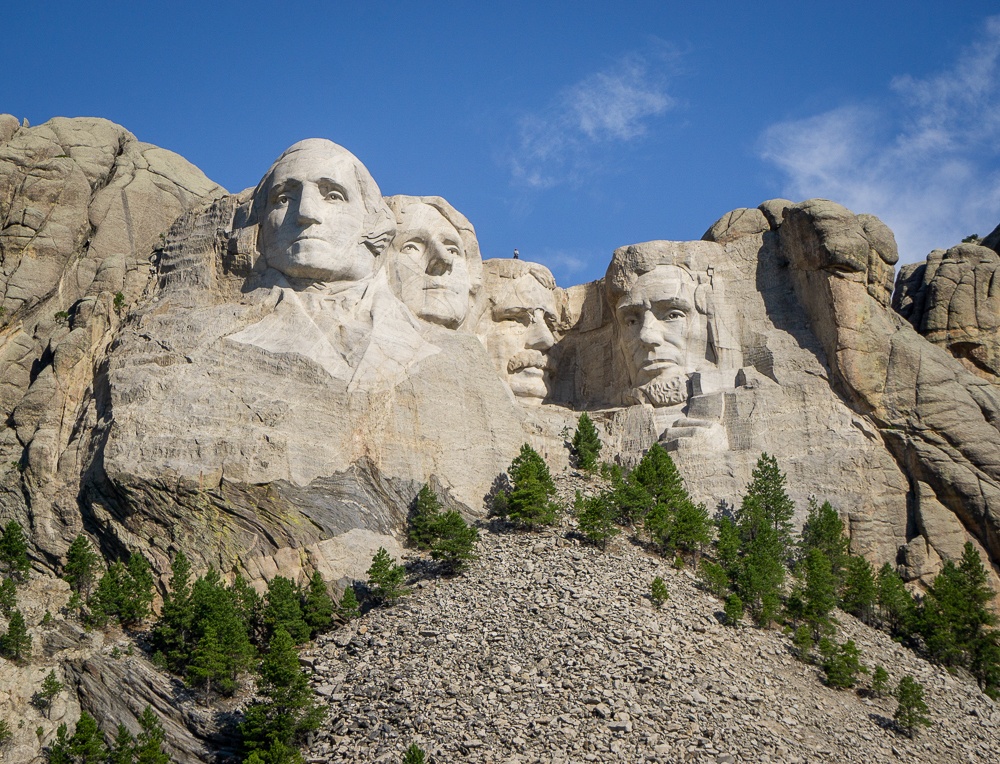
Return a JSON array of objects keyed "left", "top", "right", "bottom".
[{"left": 508, "top": 350, "right": 551, "bottom": 374}]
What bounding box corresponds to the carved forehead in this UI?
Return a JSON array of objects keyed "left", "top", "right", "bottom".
[
  {"left": 395, "top": 203, "right": 461, "bottom": 242},
  {"left": 386, "top": 195, "right": 481, "bottom": 259},
  {"left": 493, "top": 273, "right": 558, "bottom": 316},
  {"left": 618, "top": 265, "right": 697, "bottom": 309},
  {"left": 605, "top": 239, "right": 722, "bottom": 305}
]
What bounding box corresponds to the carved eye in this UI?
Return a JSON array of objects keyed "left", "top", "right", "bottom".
[
  {"left": 401, "top": 240, "right": 423, "bottom": 254},
  {"left": 666, "top": 309, "right": 686, "bottom": 321},
  {"left": 325, "top": 189, "right": 346, "bottom": 202},
  {"left": 446, "top": 246, "right": 461, "bottom": 257},
  {"left": 275, "top": 194, "right": 289, "bottom": 206}
]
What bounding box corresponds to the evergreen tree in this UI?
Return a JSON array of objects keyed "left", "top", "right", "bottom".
[
  {"left": 49, "top": 722, "right": 73, "bottom": 764},
  {"left": 63, "top": 535, "right": 100, "bottom": 598},
  {"left": 840, "top": 554, "right": 877, "bottom": 624},
  {"left": 739, "top": 454, "right": 795, "bottom": 553},
  {"left": 894, "top": 675, "right": 932, "bottom": 738},
  {"left": 302, "top": 571, "right": 334, "bottom": 637},
  {"left": 187, "top": 625, "right": 228, "bottom": 703},
  {"left": 188, "top": 569, "right": 255, "bottom": 693},
  {"left": 696, "top": 560, "right": 730, "bottom": 599},
  {"left": 735, "top": 519, "right": 785, "bottom": 627},
  {"left": 0, "top": 520, "right": 30, "bottom": 579},
  {"left": 671, "top": 501, "right": 712, "bottom": 564},
  {"left": 871, "top": 665, "right": 890, "bottom": 698},
  {"left": 367, "top": 548, "right": 409, "bottom": 604},
  {"left": 800, "top": 548, "right": 837, "bottom": 639},
  {"left": 90, "top": 553, "right": 155, "bottom": 628},
  {"left": 0, "top": 578, "right": 15, "bottom": 615},
  {"left": 800, "top": 498, "right": 849, "bottom": 583},
  {"left": 336, "top": 585, "right": 360, "bottom": 621},
  {"left": 34, "top": 670, "right": 63, "bottom": 712},
  {"left": 152, "top": 551, "right": 195, "bottom": 671},
  {"left": 607, "top": 468, "right": 653, "bottom": 526},
  {"left": 792, "top": 624, "right": 813, "bottom": 661},
  {"left": 820, "top": 638, "right": 866, "bottom": 689},
  {"left": 134, "top": 705, "right": 171, "bottom": 764},
  {"left": 570, "top": 413, "right": 602, "bottom": 471},
  {"left": 240, "top": 628, "right": 325, "bottom": 762},
  {"left": 402, "top": 743, "right": 427, "bottom": 764},
  {"left": 264, "top": 576, "right": 311, "bottom": 645},
  {"left": 876, "top": 562, "right": 915, "bottom": 637},
  {"left": 504, "top": 444, "right": 560, "bottom": 529},
  {"left": 231, "top": 572, "right": 264, "bottom": 640},
  {"left": 430, "top": 511, "right": 479, "bottom": 573},
  {"left": 408, "top": 484, "right": 442, "bottom": 550},
  {"left": 0, "top": 609, "right": 31, "bottom": 661},
  {"left": 574, "top": 491, "right": 619, "bottom": 550},
  {"left": 66, "top": 712, "right": 108, "bottom": 762},
  {"left": 724, "top": 594, "right": 744, "bottom": 628},
  {"left": 650, "top": 576, "right": 668, "bottom": 607},
  {"left": 715, "top": 516, "right": 740, "bottom": 579},
  {"left": 108, "top": 723, "right": 136, "bottom": 764}
]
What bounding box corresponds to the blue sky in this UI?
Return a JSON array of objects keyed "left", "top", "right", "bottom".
[{"left": 7, "top": 1, "right": 1000, "bottom": 286}]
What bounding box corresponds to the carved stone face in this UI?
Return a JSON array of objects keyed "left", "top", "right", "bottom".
[
  {"left": 486, "top": 274, "right": 559, "bottom": 403},
  {"left": 258, "top": 146, "right": 371, "bottom": 283},
  {"left": 388, "top": 203, "right": 472, "bottom": 328},
  {"left": 615, "top": 264, "right": 703, "bottom": 406}
]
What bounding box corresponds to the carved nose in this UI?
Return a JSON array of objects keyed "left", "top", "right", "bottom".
[
  {"left": 637, "top": 312, "right": 659, "bottom": 346},
  {"left": 296, "top": 188, "right": 323, "bottom": 226},
  {"left": 526, "top": 311, "right": 555, "bottom": 350},
  {"left": 425, "top": 241, "right": 455, "bottom": 277}
]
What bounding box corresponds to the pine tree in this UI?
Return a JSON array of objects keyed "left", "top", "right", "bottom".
[
  {"left": 650, "top": 576, "right": 668, "bottom": 607},
  {"left": 574, "top": 491, "right": 619, "bottom": 550},
  {"left": 153, "top": 551, "right": 195, "bottom": 671},
  {"left": 336, "top": 585, "right": 360, "bottom": 621},
  {"left": 0, "top": 578, "right": 15, "bottom": 615},
  {"left": 871, "top": 665, "right": 890, "bottom": 698},
  {"left": 800, "top": 548, "right": 837, "bottom": 639},
  {"left": 264, "top": 576, "right": 311, "bottom": 644},
  {"left": 302, "top": 571, "right": 334, "bottom": 637},
  {"left": 715, "top": 516, "right": 740, "bottom": 579},
  {"left": 430, "top": 511, "right": 479, "bottom": 573},
  {"left": 696, "top": 559, "right": 730, "bottom": 598},
  {"left": 607, "top": 468, "right": 653, "bottom": 526},
  {"left": 231, "top": 572, "right": 263, "bottom": 641},
  {"left": 820, "top": 639, "right": 866, "bottom": 689},
  {"left": 792, "top": 624, "right": 813, "bottom": 661},
  {"left": 671, "top": 501, "right": 712, "bottom": 564},
  {"left": 33, "top": 670, "right": 63, "bottom": 712},
  {"left": 63, "top": 535, "right": 100, "bottom": 598},
  {"left": 240, "top": 628, "right": 325, "bottom": 761},
  {"left": 134, "top": 705, "right": 171, "bottom": 764},
  {"left": 504, "top": 444, "right": 560, "bottom": 529},
  {"left": 409, "top": 484, "right": 443, "bottom": 550},
  {"left": 735, "top": 519, "right": 785, "bottom": 627},
  {"left": 840, "top": 554, "right": 877, "bottom": 624},
  {"left": 187, "top": 625, "right": 228, "bottom": 703},
  {"left": 724, "top": 594, "right": 744, "bottom": 628},
  {"left": 67, "top": 712, "right": 108, "bottom": 762},
  {"left": 894, "top": 675, "right": 932, "bottom": 738},
  {"left": 0, "top": 520, "right": 30, "bottom": 579},
  {"left": 90, "top": 553, "right": 155, "bottom": 628},
  {"left": 108, "top": 723, "right": 136, "bottom": 764},
  {"left": 800, "top": 498, "right": 849, "bottom": 583},
  {"left": 570, "top": 413, "right": 602, "bottom": 471},
  {"left": 188, "top": 569, "right": 255, "bottom": 693},
  {"left": 0, "top": 609, "right": 31, "bottom": 661},
  {"left": 402, "top": 743, "right": 427, "bottom": 763},
  {"left": 49, "top": 722, "right": 73, "bottom": 764},
  {"left": 877, "top": 562, "right": 915, "bottom": 637},
  {"left": 367, "top": 548, "right": 409, "bottom": 604},
  {"left": 739, "top": 453, "right": 795, "bottom": 554}
]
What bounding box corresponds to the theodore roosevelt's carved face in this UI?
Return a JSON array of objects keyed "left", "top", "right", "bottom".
[
  {"left": 258, "top": 144, "right": 371, "bottom": 283},
  {"left": 486, "top": 271, "right": 559, "bottom": 403},
  {"left": 388, "top": 202, "right": 472, "bottom": 328},
  {"left": 615, "top": 264, "right": 703, "bottom": 407}
]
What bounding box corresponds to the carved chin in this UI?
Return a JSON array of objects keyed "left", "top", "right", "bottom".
[
  {"left": 629, "top": 373, "right": 689, "bottom": 407},
  {"left": 508, "top": 368, "right": 548, "bottom": 402}
]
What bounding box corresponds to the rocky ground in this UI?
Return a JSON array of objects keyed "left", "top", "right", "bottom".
[{"left": 301, "top": 510, "right": 1000, "bottom": 763}]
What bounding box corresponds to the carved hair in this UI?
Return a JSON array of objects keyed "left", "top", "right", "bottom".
[
  {"left": 234, "top": 138, "right": 395, "bottom": 257},
  {"left": 481, "top": 258, "right": 556, "bottom": 291}
]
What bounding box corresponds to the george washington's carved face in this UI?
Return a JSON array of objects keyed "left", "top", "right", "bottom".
[{"left": 259, "top": 145, "right": 372, "bottom": 283}]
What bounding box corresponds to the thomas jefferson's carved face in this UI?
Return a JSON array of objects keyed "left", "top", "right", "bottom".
[
  {"left": 615, "top": 264, "right": 703, "bottom": 406},
  {"left": 259, "top": 147, "right": 371, "bottom": 283},
  {"left": 388, "top": 203, "right": 472, "bottom": 328},
  {"left": 486, "top": 274, "right": 559, "bottom": 403}
]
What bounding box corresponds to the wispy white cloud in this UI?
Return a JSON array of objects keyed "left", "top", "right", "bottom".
[
  {"left": 759, "top": 16, "right": 1000, "bottom": 262},
  {"left": 509, "top": 49, "right": 677, "bottom": 189}
]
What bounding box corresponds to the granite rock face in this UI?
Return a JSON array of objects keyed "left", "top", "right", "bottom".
[{"left": 1, "top": 117, "right": 999, "bottom": 601}]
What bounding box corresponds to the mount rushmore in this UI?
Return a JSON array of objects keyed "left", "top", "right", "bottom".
[{"left": 1, "top": 115, "right": 999, "bottom": 596}]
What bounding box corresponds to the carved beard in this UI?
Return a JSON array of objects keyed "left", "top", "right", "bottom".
[{"left": 627, "top": 372, "right": 689, "bottom": 407}]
